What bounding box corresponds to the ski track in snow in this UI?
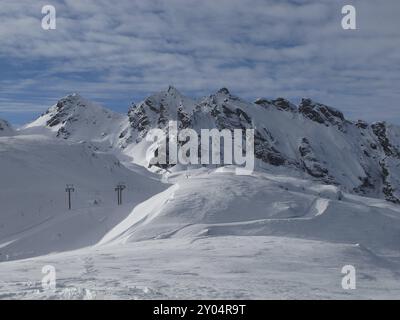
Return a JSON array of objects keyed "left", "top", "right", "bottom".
[{"left": 1, "top": 236, "right": 400, "bottom": 300}]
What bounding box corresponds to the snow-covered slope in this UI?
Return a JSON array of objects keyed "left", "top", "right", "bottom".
[
  {"left": 98, "top": 168, "right": 400, "bottom": 253},
  {"left": 2, "top": 235, "right": 400, "bottom": 299},
  {"left": 0, "top": 134, "right": 166, "bottom": 261},
  {"left": 2, "top": 167, "right": 400, "bottom": 299},
  {"left": 11, "top": 89, "right": 400, "bottom": 258}
]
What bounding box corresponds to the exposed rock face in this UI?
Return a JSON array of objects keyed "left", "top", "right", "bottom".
[
  {"left": 253, "top": 130, "right": 286, "bottom": 166},
  {"left": 299, "top": 98, "right": 346, "bottom": 130},
  {"left": 356, "top": 120, "right": 369, "bottom": 129},
  {"left": 0, "top": 119, "right": 14, "bottom": 136},
  {"left": 271, "top": 98, "right": 297, "bottom": 112},
  {"left": 254, "top": 98, "right": 271, "bottom": 109},
  {"left": 379, "top": 159, "right": 399, "bottom": 203},
  {"left": 298, "top": 138, "right": 333, "bottom": 182},
  {"left": 122, "top": 86, "right": 197, "bottom": 145},
  {"left": 25, "top": 93, "right": 125, "bottom": 147},
  {"left": 123, "top": 89, "right": 400, "bottom": 203},
  {"left": 45, "top": 94, "right": 86, "bottom": 133},
  {"left": 25, "top": 87, "right": 400, "bottom": 204},
  {"left": 128, "top": 104, "right": 151, "bottom": 140},
  {"left": 254, "top": 97, "right": 297, "bottom": 112},
  {"left": 371, "top": 122, "right": 400, "bottom": 157},
  {"left": 193, "top": 89, "right": 289, "bottom": 167}
]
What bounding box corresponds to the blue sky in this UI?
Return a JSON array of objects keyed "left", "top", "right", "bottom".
[{"left": 0, "top": 0, "right": 399, "bottom": 125}]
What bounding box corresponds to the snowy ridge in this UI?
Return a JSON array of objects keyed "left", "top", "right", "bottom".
[{"left": 97, "top": 168, "right": 400, "bottom": 253}]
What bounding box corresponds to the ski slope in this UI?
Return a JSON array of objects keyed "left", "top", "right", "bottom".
[
  {"left": 1, "top": 133, "right": 400, "bottom": 299},
  {"left": 1, "top": 236, "right": 400, "bottom": 299},
  {"left": 0, "top": 134, "right": 166, "bottom": 261},
  {"left": 97, "top": 168, "right": 400, "bottom": 254}
]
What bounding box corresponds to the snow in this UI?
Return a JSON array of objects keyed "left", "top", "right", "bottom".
[
  {"left": 1, "top": 236, "right": 400, "bottom": 299},
  {"left": 2, "top": 157, "right": 400, "bottom": 298},
  {"left": 0, "top": 134, "right": 166, "bottom": 261},
  {"left": 95, "top": 168, "right": 400, "bottom": 254}
]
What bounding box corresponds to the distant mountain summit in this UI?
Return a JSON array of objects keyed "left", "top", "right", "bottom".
[
  {"left": 25, "top": 93, "right": 125, "bottom": 146},
  {"left": 0, "top": 119, "right": 14, "bottom": 136},
  {"left": 23, "top": 87, "right": 400, "bottom": 203}
]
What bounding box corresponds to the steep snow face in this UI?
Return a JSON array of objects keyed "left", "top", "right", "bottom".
[
  {"left": 24, "top": 94, "right": 126, "bottom": 149},
  {"left": 0, "top": 119, "right": 14, "bottom": 137}
]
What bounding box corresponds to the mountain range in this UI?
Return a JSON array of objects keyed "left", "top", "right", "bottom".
[{"left": 21, "top": 86, "right": 400, "bottom": 203}]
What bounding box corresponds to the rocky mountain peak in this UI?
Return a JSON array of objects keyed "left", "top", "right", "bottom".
[
  {"left": 25, "top": 93, "right": 123, "bottom": 143},
  {"left": 254, "top": 98, "right": 272, "bottom": 107},
  {"left": 166, "top": 85, "right": 181, "bottom": 96},
  {"left": 254, "top": 97, "right": 297, "bottom": 112},
  {"left": 299, "top": 98, "right": 345, "bottom": 127},
  {"left": 216, "top": 87, "right": 230, "bottom": 95},
  {"left": 0, "top": 119, "right": 14, "bottom": 136},
  {"left": 271, "top": 98, "right": 297, "bottom": 112},
  {"left": 44, "top": 93, "right": 93, "bottom": 128}
]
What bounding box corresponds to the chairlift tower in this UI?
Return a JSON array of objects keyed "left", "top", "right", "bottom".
[
  {"left": 115, "top": 183, "right": 126, "bottom": 205},
  {"left": 65, "top": 184, "right": 75, "bottom": 210}
]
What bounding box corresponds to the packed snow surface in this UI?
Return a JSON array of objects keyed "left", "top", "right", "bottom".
[{"left": 2, "top": 236, "right": 400, "bottom": 300}]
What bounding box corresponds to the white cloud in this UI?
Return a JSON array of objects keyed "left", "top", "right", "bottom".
[{"left": 0, "top": 0, "right": 399, "bottom": 123}]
